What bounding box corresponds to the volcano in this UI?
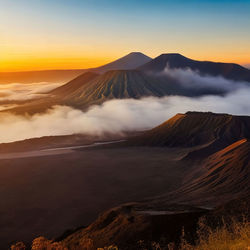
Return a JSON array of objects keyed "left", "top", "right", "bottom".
[
  {"left": 56, "top": 70, "right": 177, "bottom": 108},
  {"left": 129, "top": 111, "right": 250, "bottom": 149},
  {"left": 139, "top": 53, "right": 250, "bottom": 82},
  {"left": 5, "top": 69, "right": 180, "bottom": 114}
]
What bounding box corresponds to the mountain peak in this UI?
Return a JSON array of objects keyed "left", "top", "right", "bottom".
[
  {"left": 93, "top": 52, "right": 152, "bottom": 74},
  {"left": 138, "top": 53, "right": 250, "bottom": 82},
  {"left": 159, "top": 53, "right": 185, "bottom": 57},
  {"left": 127, "top": 52, "right": 147, "bottom": 56}
]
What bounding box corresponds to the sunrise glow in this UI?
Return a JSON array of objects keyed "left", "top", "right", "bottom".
[{"left": 1, "top": 0, "right": 250, "bottom": 71}]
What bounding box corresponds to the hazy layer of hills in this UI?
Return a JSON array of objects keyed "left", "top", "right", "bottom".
[
  {"left": 4, "top": 52, "right": 250, "bottom": 114},
  {"left": 1, "top": 52, "right": 249, "bottom": 84}
]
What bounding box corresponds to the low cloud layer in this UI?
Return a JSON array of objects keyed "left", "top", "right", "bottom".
[
  {"left": 162, "top": 65, "right": 248, "bottom": 92},
  {"left": 0, "top": 69, "right": 250, "bottom": 143},
  {"left": 0, "top": 82, "right": 62, "bottom": 102},
  {"left": 0, "top": 87, "right": 250, "bottom": 143}
]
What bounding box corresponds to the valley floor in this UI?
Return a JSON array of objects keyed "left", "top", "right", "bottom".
[{"left": 0, "top": 145, "right": 189, "bottom": 249}]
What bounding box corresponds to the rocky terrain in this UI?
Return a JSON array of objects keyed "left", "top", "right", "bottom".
[{"left": 3, "top": 112, "right": 249, "bottom": 249}]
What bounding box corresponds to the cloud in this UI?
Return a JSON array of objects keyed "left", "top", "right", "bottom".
[
  {"left": 0, "top": 82, "right": 62, "bottom": 102},
  {"left": 243, "top": 63, "right": 250, "bottom": 69},
  {"left": 0, "top": 70, "right": 250, "bottom": 143},
  {"left": 162, "top": 65, "right": 248, "bottom": 92},
  {"left": 0, "top": 87, "right": 250, "bottom": 143}
]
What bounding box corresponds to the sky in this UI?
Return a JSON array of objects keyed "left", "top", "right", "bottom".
[{"left": 1, "top": 0, "right": 250, "bottom": 71}]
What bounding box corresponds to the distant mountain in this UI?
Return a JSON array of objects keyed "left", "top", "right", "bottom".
[
  {"left": 10, "top": 66, "right": 226, "bottom": 115},
  {"left": 58, "top": 70, "right": 177, "bottom": 107},
  {"left": 3, "top": 53, "right": 250, "bottom": 114},
  {"left": 128, "top": 112, "right": 250, "bottom": 149},
  {"left": 91, "top": 52, "right": 152, "bottom": 74},
  {"left": 51, "top": 66, "right": 227, "bottom": 104},
  {"left": 139, "top": 53, "right": 250, "bottom": 82},
  {"left": 0, "top": 52, "right": 151, "bottom": 84},
  {"left": 6, "top": 70, "right": 184, "bottom": 114},
  {"left": 2, "top": 53, "right": 250, "bottom": 84}
]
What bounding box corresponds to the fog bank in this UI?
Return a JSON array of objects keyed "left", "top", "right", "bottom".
[
  {"left": 0, "top": 87, "right": 250, "bottom": 143},
  {"left": 162, "top": 66, "right": 248, "bottom": 92},
  {"left": 0, "top": 82, "right": 62, "bottom": 102}
]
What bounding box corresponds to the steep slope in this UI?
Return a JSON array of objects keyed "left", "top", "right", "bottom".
[
  {"left": 128, "top": 112, "right": 250, "bottom": 148},
  {"left": 60, "top": 70, "right": 177, "bottom": 107},
  {"left": 0, "top": 52, "right": 151, "bottom": 84},
  {"left": 139, "top": 53, "right": 250, "bottom": 82},
  {"left": 183, "top": 139, "right": 250, "bottom": 196},
  {"left": 160, "top": 139, "right": 250, "bottom": 206},
  {"left": 49, "top": 72, "right": 99, "bottom": 96}
]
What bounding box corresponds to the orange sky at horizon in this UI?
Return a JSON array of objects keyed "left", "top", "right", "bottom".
[
  {"left": 1, "top": 0, "right": 250, "bottom": 72},
  {"left": 1, "top": 50, "right": 250, "bottom": 72},
  {"left": 0, "top": 56, "right": 113, "bottom": 72}
]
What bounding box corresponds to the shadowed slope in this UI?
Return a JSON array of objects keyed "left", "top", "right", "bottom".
[
  {"left": 162, "top": 139, "right": 250, "bottom": 206},
  {"left": 139, "top": 53, "right": 250, "bottom": 82},
  {"left": 184, "top": 139, "right": 250, "bottom": 195}
]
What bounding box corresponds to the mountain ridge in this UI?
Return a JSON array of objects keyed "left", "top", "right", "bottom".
[
  {"left": 139, "top": 53, "right": 250, "bottom": 82},
  {"left": 128, "top": 111, "right": 250, "bottom": 149}
]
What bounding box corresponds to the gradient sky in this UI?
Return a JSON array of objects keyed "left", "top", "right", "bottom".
[{"left": 1, "top": 0, "right": 250, "bottom": 71}]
